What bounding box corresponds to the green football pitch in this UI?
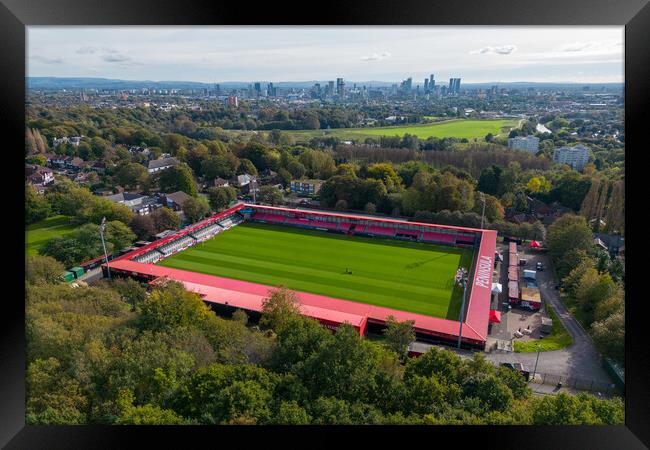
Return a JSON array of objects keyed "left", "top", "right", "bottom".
[{"left": 158, "top": 222, "right": 474, "bottom": 319}]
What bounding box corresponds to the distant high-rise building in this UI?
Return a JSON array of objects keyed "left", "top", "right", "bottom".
[
  {"left": 254, "top": 82, "right": 261, "bottom": 96},
  {"left": 336, "top": 78, "right": 345, "bottom": 98},
  {"left": 328, "top": 80, "right": 335, "bottom": 97},
  {"left": 508, "top": 136, "right": 540, "bottom": 154},
  {"left": 448, "top": 78, "right": 461, "bottom": 94},
  {"left": 266, "top": 82, "right": 276, "bottom": 97},
  {"left": 429, "top": 74, "right": 435, "bottom": 91},
  {"left": 553, "top": 145, "right": 590, "bottom": 171},
  {"left": 225, "top": 96, "right": 239, "bottom": 107},
  {"left": 424, "top": 78, "right": 429, "bottom": 92},
  {"left": 400, "top": 77, "right": 412, "bottom": 93}
]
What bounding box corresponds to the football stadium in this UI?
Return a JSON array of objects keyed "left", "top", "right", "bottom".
[{"left": 106, "top": 204, "right": 497, "bottom": 349}]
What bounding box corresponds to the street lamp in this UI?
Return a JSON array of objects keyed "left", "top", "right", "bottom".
[
  {"left": 99, "top": 217, "right": 111, "bottom": 280},
  {"left": 532, "top": 343, "right": 541, "bottom": 381},
  {"left": 456, "top": 270, "right": 469, "bottom": 349}
]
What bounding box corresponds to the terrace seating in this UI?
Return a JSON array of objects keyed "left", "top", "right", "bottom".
[
  {"left": 310, "top": 220, "right": 339, "bottom": 230},
  {"left": 218, "top": 214, "right": 243, "bottom": 229},
  {"left": 421, "top": 232, "right": 456, "bottom": 244},
  {"left": 337, "top": 222, "right": 352, "bottom": 232},
  {"left": 133, "top": 250, "right": 163, "bottom": 264},
  {"left": 365, "top": 225, "right": 396, "bottom": 237},
  {"left": 158, "top": 235, "right": 196, "bottom": 256},
  {"left": 191, "top": 223, "right": 222, "bottom": 241},
  {"left": 285, "top": 217, "right": 312, "bottom": 227},
  {"left": 251, "top": 213, "right": 286, "bottom": 224}
]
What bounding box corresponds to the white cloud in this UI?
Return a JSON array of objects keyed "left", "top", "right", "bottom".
[
  {"left": 361, "top": 52, "right": 391, "bottom": 61},
  {"left": 31, "top": 55, "right": 63, "bottom": 64},
  {"left": 470, "top": 45, "right": 517, "bottom": 55}
]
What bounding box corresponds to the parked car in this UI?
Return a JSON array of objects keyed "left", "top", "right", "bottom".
[
  {"left": 519, "top": 259, "right": 527, "bottom": 266},
  {"left": 536, "top": 262, "right": 544, "bottom": 271},
  {"left": 500, "top": 362, "right": 530, "bottom": 380}
]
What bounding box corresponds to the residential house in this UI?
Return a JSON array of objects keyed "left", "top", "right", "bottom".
[
  {"left": 148, "top": 157, "right": 179, "bottom": 174},
  {"left": 505, "top": 196, "right": 572, "bottom": 226},
  {"left": 106, "top": 192, "right": 162, "bottom": 216},
  {"left": 25, "top": 164, "right": 54, "bottom": 186},
  {"left": 230, "top": 174, "right": 253, "bottom": 188},
  {"left": 290, "top": 179, "right": 323, "bottom": 196},
  {"left": 162, "top": 191, "right": 192, "bottom": 212},
  {"left": 210, "top": 177, "right": 230, "bottom": 188}
]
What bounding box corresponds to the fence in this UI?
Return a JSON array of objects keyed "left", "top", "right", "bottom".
[{"left": 530, "top": 371, "right": 620, "bottom": 396}]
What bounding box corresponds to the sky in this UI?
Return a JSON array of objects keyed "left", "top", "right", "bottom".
[{"left": 27, "top": 26, "right": 624, "bottom": 84}]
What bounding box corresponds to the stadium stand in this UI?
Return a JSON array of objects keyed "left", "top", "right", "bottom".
[
  {"left": 421, "top": 232, "right": 456, "bottom": 244},
  {"left": 218, "top": 213, "right": 244, "bottom": 229},
  {"left": 252, "top": 213, "right": 287, "bottom": 224},
  {"left": 158, "top": 235, "right": 196, "bottom": 256},
  {"left": 133, "top": 249, "right": 164, "bottom": 264},
  {"left": 364, "top": 225, "right": 397, "bottom": 237},
  {"left": 190, "top": 222, "right": 223, "bottom": 242},
  {"left": 337, "top": 222, "right": 352, "bottom": 232}
]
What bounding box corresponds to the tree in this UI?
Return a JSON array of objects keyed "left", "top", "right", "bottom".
[
  {"left": 26, "top": 185, "right": 51, "bottom": 224},
  {"left": 151, "top": 207, "right": 181, "bottom": 232},
  {"left": 201, "top": 155, "right": 237, "bottom": 180},
  {"left": 158, "top": 165, "right": 198, "bottom": 196},
  {"left": 592, "top": 308, "right": 624, "bottom": 363},
  {"left": 238, "top": 159, "right": 258, "bottom": 176},
  {"left": 477, "top": 165, "right": 502, "bottom": 196},
  {"left": 274, "top": 400, "right": 311, "bottom": 424},
  {"left": 104, "top": 220, "right": 137, "bottom": 251},
  {"left": 335, "top": 199, "right": 348, "bottom": 210},
  {"left": 364, "top": 202, "right": 376, "bottom": 214},
  {"left": 260, "top": 287, "right": 302, "bottom": 333},
  {"left": 232, "top": 309, "right": 249, "bottom": 325},
  {"left": 258, "top": 185, "right": 284, "bottom": 206},
  {"left": 207, "top": 186, "right": 238, "bottom": 211},
  {"left": 383, "top": 315, "right": 415, "bottom": 360},
  {"left": 26, "top": 255, "right": 65, "bottom": 285},
  {"left": 130, "top": 214, "right": 156, "bottom": 240},
  {"left": 546, "top": 214, "right": 594, "bottom": 276},
  {"left": 366, "top": 163, "right": 402, "bottom": 192},
  {"left": 139, "top": 281, "right": 214, "bottom": 332},
  {"left": 182, "top": 196, "right": 211, "bottom": 223},
  {"left": 286, "top": 160, "right": 306, "bottom": 179},
  {"left": 115, "top": 163, "right": 149, "bottom": 190}
]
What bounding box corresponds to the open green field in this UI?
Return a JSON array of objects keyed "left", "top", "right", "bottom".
[
  {"left": 283, "top": 118, "right": 519, "bottom": 141},
  {"left": 158, "top": 222, "right": 473, "bottom": 319},
  {"left": 26, "top": 215, "right": 76, "bottom": 256}
]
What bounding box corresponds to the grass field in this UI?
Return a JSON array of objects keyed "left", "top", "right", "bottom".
[
  {"left": 26, "top": 215, "right": 75, "bottom": 256},
  {"left": 158, "top": 222, "right": 474, "bottom": 319},
  {"left": 282, "top": 118, "right": 519, "bottom": 141}
]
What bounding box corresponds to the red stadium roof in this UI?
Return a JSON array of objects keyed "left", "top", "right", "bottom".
[{"left": 106, "top": 204, "right": 498, "bottom": 345}]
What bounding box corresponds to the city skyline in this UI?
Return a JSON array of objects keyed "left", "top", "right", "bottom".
[{"left": 27, "top": 26, "right": 624, "bottom": 84}]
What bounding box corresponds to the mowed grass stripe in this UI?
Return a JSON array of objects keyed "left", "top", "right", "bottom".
[
  {"left": 163, "top": 256, "right": 451, "bottom": 317},
  {"left": 210, "top": 223, "right": 463, "bottom": 283},
  {"left": 187, "top": 244, "right": 453, "bottom": 290},
  {"left": 165, "top": 251, "right": 450, "bottom": 301},
  {"left": 158, "top": 222, "right": 472, "bottom": 318}
]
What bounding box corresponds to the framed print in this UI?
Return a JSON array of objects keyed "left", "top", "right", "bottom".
[{"left": 2, "top": 0, "right": 648, "bottom": 447}]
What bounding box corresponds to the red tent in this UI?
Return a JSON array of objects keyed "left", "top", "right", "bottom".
[
  {"left": 529, "top": 240, "right": 541, "bottom": 248},
  {"left": 489, "top": 309, "right": 502, "bottom": 323}
]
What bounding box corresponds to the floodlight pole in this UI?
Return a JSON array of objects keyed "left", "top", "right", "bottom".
[
  {"left": 99, "top": 217, "right": 111, "bottom": 280},
  {"left": 480, "top": 191, "right": 486, "bottom": 229},
  {"left": 457, "top": 276, "right": 468, "bottom": 349}
]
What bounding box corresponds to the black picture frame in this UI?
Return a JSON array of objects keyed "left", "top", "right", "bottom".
[{"left": 3, "top": 0, "right": 648, "bottom": 447}]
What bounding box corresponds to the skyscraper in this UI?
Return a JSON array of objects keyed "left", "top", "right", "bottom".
[
  {"left": 424, "top": 78, "right": 429, "bottom": 93},
  {"left": 254, "top": 82, "right": 261, "bottom": 97},
  {"left": 336, "top": 78, "right": 345, "bottom": 98},
  {"left": 448, "top": 78, "right": 461, "bottom": 94},
  {"left": 429, "top": 74, "right": 435, "bottom": 91},
  {"left": 328, "top": 81, "right": 335, "bottom": 97}
]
